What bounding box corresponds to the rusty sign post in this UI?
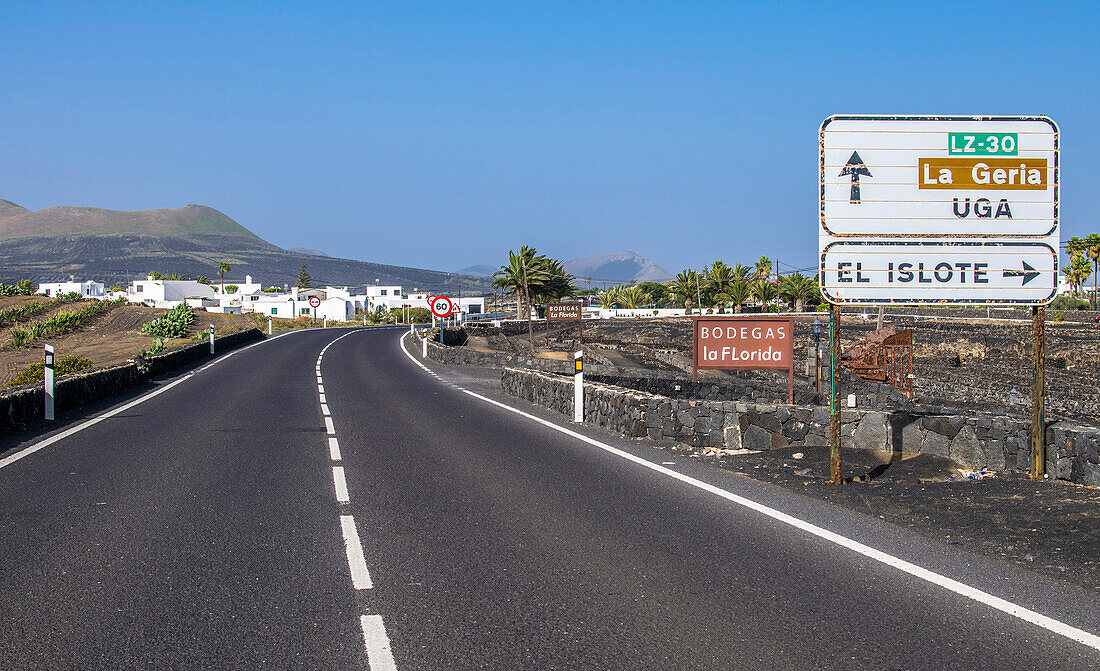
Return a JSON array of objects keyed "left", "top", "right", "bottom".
[
  {"left": 692, "top": 316, "right": 794, "bottom": 404},
  {"left": 1031, "top": 306, "right": 1045, "bottom": 479},
  {"left": 829, "top": 305, "right": 842, "bottom": 484}
]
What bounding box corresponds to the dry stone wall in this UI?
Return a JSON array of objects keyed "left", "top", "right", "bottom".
[{"left": 500, "top": 368, "right": 1100, "bottom": 486}]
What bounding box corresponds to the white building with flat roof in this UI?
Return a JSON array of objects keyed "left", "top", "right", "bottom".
[
  {"left": 37, "top": 281, "right": 106, "bottom": 299},
  {"left": 127, "top": 276, "right": 216, "bottom": 308}
]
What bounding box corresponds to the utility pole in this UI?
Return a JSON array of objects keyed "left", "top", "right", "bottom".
[{"left": 522, "top": 255, "right": 534, "bottom": 355}]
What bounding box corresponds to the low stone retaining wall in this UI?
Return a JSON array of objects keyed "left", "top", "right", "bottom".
[
  {"left": 420, "top": 336, "right": 642, "bottom": 377},
  {"left": 501, "top": 367, "right": 1100, "bottom": 485},
  {"left": 0, "top": 328, "right": 264, "bottom": 431}
]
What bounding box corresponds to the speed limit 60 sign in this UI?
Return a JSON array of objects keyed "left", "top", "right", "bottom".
[{"left": 429, "top": 295, "right": 453, "bottom": 318}]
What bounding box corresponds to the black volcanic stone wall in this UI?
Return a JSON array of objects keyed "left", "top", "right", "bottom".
[{"left": 500, "top": 367, "right": 1100, "bottom": 486}]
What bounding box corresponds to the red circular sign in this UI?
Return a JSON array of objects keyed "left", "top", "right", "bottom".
[
  {"left": 429, "top": 295, "right": 453, "bottom": 318},
  {"left": 308, "top": 296, "right": 321, "bottom": 308}
]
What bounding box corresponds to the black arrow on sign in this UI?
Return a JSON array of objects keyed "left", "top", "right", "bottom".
[
  {"left": 838, "top": 151, "right": 872, "bottom": 204},
  {"left": 1003, "top": 261, "right": 1041, "bottom": 286}
]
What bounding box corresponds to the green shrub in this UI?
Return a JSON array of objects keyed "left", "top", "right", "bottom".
[
  {"left": 1052, "top": 312, "right": 1065, "bottom": 322},
  {"left": 140, "top": 303, "right": 195, "bottom": 337},
  {"left": 0, "top": 279, "right": 37, "bottom": 297},
  {"left": 1049, "top": 295, "right": 1090, "bottom": 311},
  {"left": 8, "top": 355, "right": 94, "bottom": 387}
]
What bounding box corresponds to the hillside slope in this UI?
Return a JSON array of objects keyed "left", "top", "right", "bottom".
[
  {"left": 0, "top": 199, "right": 488, "bottom": 291},
  {"left": 563, "top": 250, "right": 672, "bottom": 285}
]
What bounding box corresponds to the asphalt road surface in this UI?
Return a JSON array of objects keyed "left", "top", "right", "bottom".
[{"left": 1, "top": 327, "right": 1097, "bottom": 670}]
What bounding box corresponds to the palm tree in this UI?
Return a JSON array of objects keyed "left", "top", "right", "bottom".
[
  {"left": 534, "top": 259, "right": 578, "bottom": 303},
  {"left": 668, "top": 270, "right": 699, "bottom": 315},
  {"left": 217, "top": 261, "right": 231, "bottom": 295},
  {"left": 597, "top": 287, "right": 620, "bottom": 309},
  {"left": 779, "top": 273, "right": 816, "bottom": 312},
  {"left": 750, "top": 278, "right": 778, "bottom": 310},
  {"left": 722, "top": 279, "right": 752, "bottom": 314},
  {"left": 1085, "top": 233, "right": 1100, "bottom": 309},
  {"left": 619, "top": 285, "right": 645, "bottom": 309},
  {"left": 754, "top": 256, "right": 773, "bottom": 281},
  {"left": 707, "top": 261, "right": 736, "bottom": 313},
  {"left": 1064, "top": 260, "right": 1090, "bottom": 295},
  {"left": 492, "top": 246, "right": 549, "bottom": 354}
]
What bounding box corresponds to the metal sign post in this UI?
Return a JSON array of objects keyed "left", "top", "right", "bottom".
[
  {"left": 829, "top": 306, "right": 841, "bottom": 484},
  {"left": 44, "top": 344, "right": 55, "bottom": 421},
  {"left": 1031, "top": 306, "right": 1045, "bottom": 479},
  {"left": 573, "top": 350, "right": 584, "bottom": 423}
]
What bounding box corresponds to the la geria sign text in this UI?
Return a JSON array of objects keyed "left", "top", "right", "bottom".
[{"left": 819, "top": 115, "right": 1058, "bottom": 305}]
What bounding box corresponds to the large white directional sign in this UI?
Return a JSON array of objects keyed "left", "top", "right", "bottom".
[{"left": 819, "top": 115, "right": 1059, "bottom": 305}]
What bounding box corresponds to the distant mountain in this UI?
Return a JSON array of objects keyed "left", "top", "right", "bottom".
[
  {"left": 290, "top": 246, "right": 331, "bottom": 257},
  {"left": 563, "top": 251, "right": 672, "bottom": 286},
  {"left": 457, "top": 264, "right": 497, "bottom": 277},
  {"left": 0, "top": 199, "right": 489, "bottom": 292}
]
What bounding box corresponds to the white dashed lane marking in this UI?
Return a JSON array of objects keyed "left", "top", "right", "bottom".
[
  {"left": 318, "top": 329, "right": 399, "bottom": 670},
  {"left": 333, "top": 466, "right": 350, "bottom": 503},
  {"left": 361, "top": 615, "right": 398, "bottom": 671},
  {"left": 340, "top": 515, "right": 373, "bottom": 589}
]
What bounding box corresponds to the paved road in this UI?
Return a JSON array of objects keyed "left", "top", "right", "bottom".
[{"left": 1, "top": 327, "right": 1097, "bottom": 669}]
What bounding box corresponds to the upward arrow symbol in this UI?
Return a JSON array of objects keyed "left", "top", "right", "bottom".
[{"left": 839, "top": 151, "right": 872, "bottom": 204}]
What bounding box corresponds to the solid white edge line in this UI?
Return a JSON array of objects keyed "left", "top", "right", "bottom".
[
  {"left": 329, "top": 437, "right": 342, "bottom": 461},
  {"left": 360, "top": 615, "right": 398, "bottom": 671},
  {"left": 397, "top": 332, "right": 1100, "bottom": 652},
  {"left": 340, "top": 515, "right": 373, "bottom": 590},
  {"left": 333, "top": 465, "right": 350, "bottom": 503},
  {"left": 325, "top": 416, "right": 336, "bottom": 435}
]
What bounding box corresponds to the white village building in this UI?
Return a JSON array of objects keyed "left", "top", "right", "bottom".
[
  {"left": 127, "top": 276, "right": 216, "bottom": 308},
  {"left": 366, "top": 285, "right": 485, "bottom": 317},
  {"left": 36, "top": 280, "right": 107, "bottom": 299}
]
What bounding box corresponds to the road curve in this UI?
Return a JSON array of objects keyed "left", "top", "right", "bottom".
[{"left": 0, "top": 326, "right": 1096, "bottom": 670}]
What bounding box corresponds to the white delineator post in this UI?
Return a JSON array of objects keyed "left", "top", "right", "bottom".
[
  {"left": 44, "top": 344, "right": 55, "bottom": 421},
  {"left": 324, "top": 316, "right": 328, "bottom": 328},
  {"left": 573, "top": 350, "right": 583, "bottom": 423},
  {"left": 209, "top": 324, "right": 215, "bottom": 354},
  {"left": 422, "top": 331, "right": 428, "bottom": 358},
  {"left": 268, "top": 317, "right": 273, "bottom": 335}
]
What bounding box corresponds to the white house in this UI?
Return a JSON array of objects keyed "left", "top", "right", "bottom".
[
  {"left": 127, "top": 276, "right": 216, "bottom": 308},
  {"left": 212, "top": 275, "right": 263, "bottom": 298},
  {"left": 365, "top": 284, "right": 484, "bottom": 316},
  {"left": 37, "top": 280, "right": 106, "bottom": 299},
  {"left": 317, "top": 297, "right": 356, "bottom": 322}
]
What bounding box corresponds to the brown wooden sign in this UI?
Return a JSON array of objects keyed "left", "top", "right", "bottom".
[
  {"left": 692, "top": 316, "right": 795, "bottom": 402},
  {"left": 547, "top": 302, "right": 583, "bottom": 322}
]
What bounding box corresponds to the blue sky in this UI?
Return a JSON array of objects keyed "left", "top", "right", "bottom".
[{"left": 2, "top": 1, "right": 1097, "bottom": 277}]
